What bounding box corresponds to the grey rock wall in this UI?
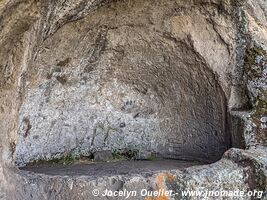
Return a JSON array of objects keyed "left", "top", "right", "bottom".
[
  {"left": 0, "top": 0, "right": 266, "bottom": 199},
  {"left": 15, "top": 1, "right": 231, "bottom": 165}
]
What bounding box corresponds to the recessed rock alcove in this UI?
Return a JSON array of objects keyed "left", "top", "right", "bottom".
[
  {"left": 1, "top": 0, "right": 266, "bottom": 199},
  {"left": 15, "top": 0, "right": 230, "bottom": 168}
]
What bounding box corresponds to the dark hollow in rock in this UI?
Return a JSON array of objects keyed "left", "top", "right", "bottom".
[{"left": 14, "top": 0, "right": 241, "bottom": 169}]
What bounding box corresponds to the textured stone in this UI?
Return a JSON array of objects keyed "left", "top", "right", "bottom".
[
  {"left": 93, "top": 150, "right": 113, "bottom": 162},
  {"left": 14, "top": 0, "right": 232, "bottom": 167},
  {"left": 0, "top": 0, "right": 266, "bottom": 199}
]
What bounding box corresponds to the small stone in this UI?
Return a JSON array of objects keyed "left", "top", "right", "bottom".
[
  {"left": 109, "top": 179, "right": 124, "bottom": 191},
  {"left": 260, "top": 117, "right": 267, "bottom": 123},
  {"left": 93, "top": 150, "right": 113, "bottom": 162},
  {"left": 119, "top": 122, "right": 126, "bottom": 128}
]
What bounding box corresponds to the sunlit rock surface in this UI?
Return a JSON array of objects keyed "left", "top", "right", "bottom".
[{"left": 0, "top": 0, "right": 266, "bottom": 199}]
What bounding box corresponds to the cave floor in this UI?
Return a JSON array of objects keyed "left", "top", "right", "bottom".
[{"left": 20, "top": 159, "right": 204, "bottom": 177}]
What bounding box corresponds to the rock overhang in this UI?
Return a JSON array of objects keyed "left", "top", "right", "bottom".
[
  {"left": 13, "top": 0, "right": 234, "bottom": 167},
  {"left": 0, "top": 0, "right": 266, "bottom": 199}
]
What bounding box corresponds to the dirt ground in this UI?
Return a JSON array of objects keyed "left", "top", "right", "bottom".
[{"left": 20, "top": 159, "right": 204, "bottom": 177}]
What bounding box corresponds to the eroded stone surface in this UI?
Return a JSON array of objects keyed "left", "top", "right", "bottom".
[
  {"left": 0, "top": 0, "right": 266, "bottom": 199},
  {"left": 15, "top": 0, "right": 231, "bottom": 166},
  {"left": 6, "top": 157, "right": 256, "bottom": 200}
]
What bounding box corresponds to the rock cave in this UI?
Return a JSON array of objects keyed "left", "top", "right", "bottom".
[{"left": 0, "top": 0, "right": 266, "bottom": 199}]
